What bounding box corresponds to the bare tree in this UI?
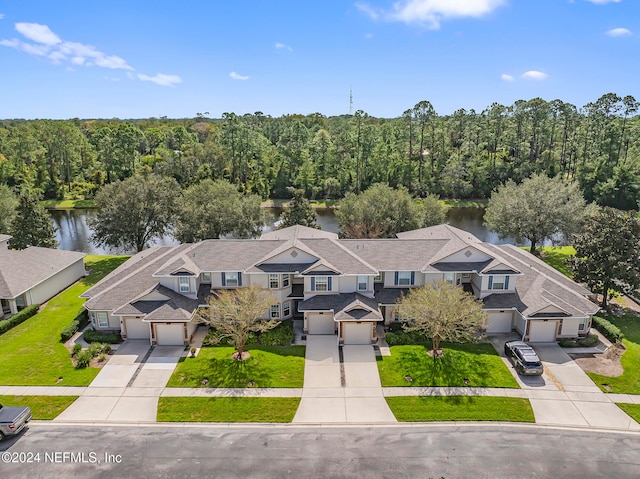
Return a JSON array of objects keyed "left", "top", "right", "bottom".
[
  {"left": 197, "top": 285, "right": 278, "bottom": 360},
  {"left": 398, "top": 281, "right": 486, "bottom": 357}
]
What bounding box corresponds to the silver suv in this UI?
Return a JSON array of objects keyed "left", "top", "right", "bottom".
[{"left": 504, "top": 341, "right": 544, "bottom": 376}]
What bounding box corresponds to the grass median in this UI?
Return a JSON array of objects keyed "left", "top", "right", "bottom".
[
  {"left": 157, "top": 397, "right": 301, "bottom": 422},
  {"left": 0, "top": 255, "right": 128, "bottom": 386},
  {"left": 386, "top": 396, "right": 534, "bottom": 422},
  {"left": 0, "top": 395, "right": 78, "bottom": 420},
  {"left": 167, "top": 345, "right": 306, "bottom": 388},
  {"left": 377, "top": 343, "right": 519, "bottom": 388}
]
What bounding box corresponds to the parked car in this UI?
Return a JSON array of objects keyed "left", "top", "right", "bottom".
[
  {"left": 504, "top": 341, "right": 544, "bottom": 376},
  {"left": 0, "top": 403, "right": 32, "bottom": 440}
]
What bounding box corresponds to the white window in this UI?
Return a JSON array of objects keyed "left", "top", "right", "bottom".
[
  {"left": 225, "top": 272, "right": 239, "bottom": 287},
  {"left": 269, "top": 274, "right": 279, "bottom": 289},
  {"left": 578, "top": 318, "right": 587, "bottom": 332},
  {"left": 374, "top": 273, "right": 382, "bottom": 282},
  {"left": 314, "top": 276, "right": 329, "bottom": 292},
  {"left": 358, "top": 276, "right": 368, "bottom": 291},
  {"left": 283, "top": 301, "right": 291, "bottom": 317},
  {"left": 282, "top": 274, "right": 290, "bottom": 287},
  {"left": 490, "top": 275, "right": 507, "bottom": 290},
  {"left": 96, "top": 312, "right": 108, "bottom": 328},
  {"left": 444, "top": 272, "right": 455, "bottom": 285},
  {"left": 397, "top": 271, "right": 412, "bottom": 286},
  {"left": 201, "top": 272, "right": 211, "bottom": 283},
  {"left": 270, "top": 304, "right": 280, "bottom": 319},
  {"left": 179, "top": 277, "right": 190, "bottom": 293}
]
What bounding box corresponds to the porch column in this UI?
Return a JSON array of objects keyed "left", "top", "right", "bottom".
[{"left": 9, "top": 299, "right": 18, "bottom": 315}]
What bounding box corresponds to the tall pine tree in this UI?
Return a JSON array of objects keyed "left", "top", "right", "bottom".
[
  {"left": 278, "top": 188, "right": 320, "bottom": 229},
  {"left": 8, "top": 191, "right": 58, "bottom": 249}
]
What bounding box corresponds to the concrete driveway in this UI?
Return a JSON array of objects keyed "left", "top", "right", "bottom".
[
  {"left": 55, "top": 341, "right": 183, "bottom": 423},
  {"left": 293, "top": 335, "right": 396, "bottom": 424}
]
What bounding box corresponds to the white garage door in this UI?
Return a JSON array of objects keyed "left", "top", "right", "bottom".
[
  {"left": 486, "top": 312, "right": 513, "bottom": 333},
  {"left": 125, "top": 318, "right": 150, "bottom": 339},
  {"left": 529, "top": 320, "right": 558, "bottom": 342},
  {"left": 155, "top": 323, "right": 185, "bottom": 345},
  {"left": 343, "top": 321, "right": 373, "bottom": 345},
  {"left": 308, "top": 313, "right": 335, "bottom": 335}
]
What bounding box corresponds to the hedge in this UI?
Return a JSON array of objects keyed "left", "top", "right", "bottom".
[
  {"left": 0, "top": 304, "right": 40, "bottom": 335},
  {"left": 592, "top": 316, "right": 624, "bottom": 343},
  {"left": 384, "top": 330, "right": 431, "bottom": 346},
  {"left": 82, "top": 329, "right": 121, "bottom": 344},
  {"left": 60, "top": 309, "right": 91, "bottom": 342}
]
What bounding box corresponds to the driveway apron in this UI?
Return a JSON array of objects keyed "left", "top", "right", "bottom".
[
  {"left": 55, "top": 341, "right": 183, "bottom": 423},
  {"left": 293, "top": 335, "right": 396, "bottom": 424}
]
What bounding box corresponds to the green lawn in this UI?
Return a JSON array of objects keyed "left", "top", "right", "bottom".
[
  {"left": 588, "top": 314, "right": 640, "bottom": 394},
  {"left": 157, "top": 397, "right": 300, "bottom": 422},
  {"left": 167, "top": 345, "right": 306, "bottom": 388},
  {"left": 386, "top": 396, "right": 535, "bottom": 422},
  {"left": 523, "top": 246, "right": 576, "bottom": 278},
  {"left": 615, "top": 403, "right": 640, "bottom": 423},
  {"left": 0, "top": 255, "right": 128, "bottom": 386},
  {"left": 377, "top": 343, "right": 519, "bottom": 388},
  {"left": 41, "top": 199, "right": 98, "bottom": 209},
  {"left": 0, "top": 395, "right": 78, "bottom": 420}
]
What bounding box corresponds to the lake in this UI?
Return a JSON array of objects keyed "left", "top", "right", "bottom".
[{"left": 50, "top": 206, "right": 527, "bottom": 255}]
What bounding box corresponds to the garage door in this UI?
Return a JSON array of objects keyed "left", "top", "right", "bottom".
[
  {"left": 486, "top": 312, "right": 513, "bottom": 333},
  {"left": 155, "top": 323, "right": 185, "bottom": 345},
  {"left": 343, "top": 321, "right": 373, "bottom": 345},
  {"left": 529, "top": 320, "right": 558, "bottom": 342},
  {"left": 308, "top": 313, "right": 335, "bottom": 335},
  {"left": 125, "top": 318, "right": 149, "bottom": 339}
]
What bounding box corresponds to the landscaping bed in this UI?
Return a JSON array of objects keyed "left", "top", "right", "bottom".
[
  {"left": 377, "top": 343, "right": 519, "bottom": 388},
  {"left": 386, "top": 396, "right": 534, "bottom": 422},
  {"left": 157, "top": 397, "right": 300, "bottom": 422},
  {"left": 0, "top": 255, "right": 128, "bottom": 386},
  {"left": 0, "top": 395, "right": 78, "bottom": 420},
  {"left": 167, "top": 345, "right": 306, "bottom": 388}
]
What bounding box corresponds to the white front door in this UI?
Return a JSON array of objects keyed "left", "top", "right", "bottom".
[
  {"left": 155, "top": 323, "right": 185, "bottom": 345},
  {"left": 342, "top": 321, "right": 373, "bottom": 345},
  {"left": 528, "top": 320, "right": 558, "bottom": 342}
]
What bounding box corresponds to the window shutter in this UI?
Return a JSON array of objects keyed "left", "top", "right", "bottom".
[
  {"left": 328, "top": 277, "right": 332, "bottom": 291},
  {"left": 221, "top": 272, "right": 226, "bottom": 286},
  {"left": 504, "top": 276, "right": 509, "bottom": 289},
  {"left": 394, "top": 271, "right": 399, "bottom": 285},
  {"left": 238, "top": 272, "right": 242, "bottom": 286},
  {"left": 488, "top": 276, "right": 493, "bottom": 290},
  {"left": 410, "top": 271, "right": 415, "bottom": 285},
  {"left": 311, "top": 277, "right": 315, "bottom": 291}
]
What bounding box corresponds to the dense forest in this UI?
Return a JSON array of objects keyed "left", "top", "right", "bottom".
[{"left": 0, "top": 93, "right": 638, "bottom": 210}]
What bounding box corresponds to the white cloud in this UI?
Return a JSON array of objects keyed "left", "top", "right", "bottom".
[
  {"left": 0, "top": 14, "right": 5, "bottom": 20},
  {"left": 359, "top": 0, "right": 506, "bottom": 29},
  {"left": 364, "top": 32, "right": 374, "bottom": 39},
  {"left": 501, "top": 73, "right": 514, "bottom": 81},
  {"left": 137, "top": 73, "right": 182, "bottom": 87},
  {"left": 585, "top": 0, "right": 621, "bottom": 4},
  {"left": 606, "top": 27, "right": 632, "bottom": 37},
  {"left": 230, "top": 71, "right": 249, "bottom": 80},
  {"left": 1, "top": 20, "right": 180, "bottom": 86},
  {"left": 522, "top": 70, "right": 549, "bottom": 80},
  {"left": 275, "top": 42, "right": 293, "bottom": 52},
  {"left": 15, "top": 22, "right": 61, "bottom": 45}
]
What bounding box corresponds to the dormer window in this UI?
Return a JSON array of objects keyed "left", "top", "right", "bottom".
[
  {"left": 179, "top": 276, "right": 190, "bottom": 293},
  {"left": 489, "top": 275, "right": 509, "bottom": 290}
]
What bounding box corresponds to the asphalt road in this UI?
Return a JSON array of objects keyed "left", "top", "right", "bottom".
[{"left": 2, "top": 423, "right": 639, "bottom": 478}]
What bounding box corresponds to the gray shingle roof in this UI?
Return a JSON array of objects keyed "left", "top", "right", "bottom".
[
  {"left": 0, "top": 247, "right": 85, "bottom": 298},
  {"left": 260, "top": 225, "right": 338, "bottom": 241},
  {"left": 300, "top": 239, "right": 378, "bottom": 275},
  {"left": 299, "top": 293, "right": 382, "bottom": 321},
  {"left": 340, "top": 239, "right": 448, "bottom": 271}
]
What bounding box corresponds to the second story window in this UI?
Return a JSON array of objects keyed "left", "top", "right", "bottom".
[
  {"left": 179, "top": 276, "right": 190, "bottom": 293},
  {"left": 312, "top": 276, "right": 331, "bottom": 292},
  {"left": 201, "top": 272, "right": 211, "bottom": 283},
  {"left": 395, "top": 271, "right": 414, "bottom": 286},
  {"left": 222, "top": 272, "right": 242, "bottom": 287},
  {"left": 269, "top": 274, "right": 279, "bottom": 289},
  {"left": 282, "top": 274, "right": 290, "bottom": 287},
  {"left": 357, "top": 276, "right": 368, "bottom": 291},
  {"left": 488, "top": 275, "right": 509, "bottom": 290}
]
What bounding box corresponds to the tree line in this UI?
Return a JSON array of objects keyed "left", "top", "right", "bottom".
[{"left": 1, "top": 93, "right": 639, "bottom": 210}]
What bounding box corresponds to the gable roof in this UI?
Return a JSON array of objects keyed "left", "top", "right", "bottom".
[
  {"left": 260, "top": 225, "right": 338, "bottom": 241},
  {"left": 0, "top": 247, "right": 85, "bottom": 298}
]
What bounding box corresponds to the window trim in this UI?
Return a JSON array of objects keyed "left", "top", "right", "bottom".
[
  {"left": 223, "top": 271, "right": 240, "bottom": 287},
  {"left": 179, "top": 276, "right": 190, "bottom": 293},
  {"left": 283, "top": 301, "right": 291, "bottom": 317},
  {"left": 269, "top": 274, "right": 279, "bottom": 289},
  {"left": 357, "top": 275, "right": 368, "bottom": 291},
  {"left": 270, "top": 304, "right": 280, "bottom": 319},
  {"left": 313, "top": 276, "right": 330, "bottom": 292},
  {"left": 396, "top": 271, "right": 414, "bottom": 286},
  {"left": 96, "top": 312, "right": 108, "bottom": 328},
  {"left": 201, "top": 272, "right": 211, "bottom": 283},
  {"left": 578, "top": 318, "right": 587, "bottom": 332},
  {"left": 282, "top": 274, "right": 290, "bottom": 288},
  {"left": 489, "top": 275, "right": 508, "bottom": 290}
]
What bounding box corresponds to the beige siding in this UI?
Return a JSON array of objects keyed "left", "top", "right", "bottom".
[
  {"left": 514, "top": 313, "right": 526, "bottom": 335},
  {"left": 263, "top": 248, "right": 318, "bottom": 264},
  {"left": 440, "top": 247, "right": 493, "bottom": 263},
  {"left": 29, "top": 259, "right": 85, "bottom": 305},
  {"left": 560, "top": 318, "right": 581, "bottom": 337}
]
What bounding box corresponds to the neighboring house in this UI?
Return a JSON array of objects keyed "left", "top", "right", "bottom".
[
  {"left": 0, "top": 236, "right": 86, "bottom": 318},
  {"left": 80, "top": 224, "right": 598, "bottom": 346}
]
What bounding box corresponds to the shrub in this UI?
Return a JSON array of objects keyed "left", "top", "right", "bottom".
[
  {"left": 75, "top": 350, "right": 92, "bottom": 369},
  {"left": 72, "top": 343, "right": 82, "bottom": 356},
  {"left": 578, "top": 333, "right": 599, "bottom": 347},
  {"left": 385, "top": 330, "right": 430, "bottom": 346},
  {"left": 388, "top": 322, "right": 404, "bottom": 333},
  {"left": 87, "top": 342, "right": 103, "bottom": 357},
  {"left": 101, "top": 344, "right": 112, "bottom": 354},
  {"left": 83, "top": 329, "right": 121, "bottom": 344},
  {"left": 0, "top": 304, "right": 40, "bottom": 335},
  {"left": 60, "top": 310, "right": 90, "bottom": 342},
  {"left": 592, "top": 316, "right": 624, "bottom": 343},
  {"left": 98, "top": 353, "right": 106, "bottom": 362},
  {"left": 250, "top": 320, "right": 294, "bottom": 346}
]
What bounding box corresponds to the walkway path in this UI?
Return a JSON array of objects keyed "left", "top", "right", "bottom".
[{"left": 292, "top": 335, "right": 396, "bottom": 423}]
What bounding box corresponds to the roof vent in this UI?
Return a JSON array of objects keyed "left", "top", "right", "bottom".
[
  {"left": 291, "top": 250, "right": 298, "bottom": 258},
  {"left": 465, "top": 250, "right": 472, "bottom": 258}
]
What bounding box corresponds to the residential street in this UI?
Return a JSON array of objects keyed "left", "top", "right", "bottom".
[{"left": 2, "top": 423, "right": 640, "bottom": 478}]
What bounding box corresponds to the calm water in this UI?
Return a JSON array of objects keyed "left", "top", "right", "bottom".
[{"left": 50, "top": 206, "right": 537, "bottom": 255}]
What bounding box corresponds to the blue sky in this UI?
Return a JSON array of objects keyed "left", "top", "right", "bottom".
[{"left": 0, "top": 0, "right": 637, "bottom": 119}]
